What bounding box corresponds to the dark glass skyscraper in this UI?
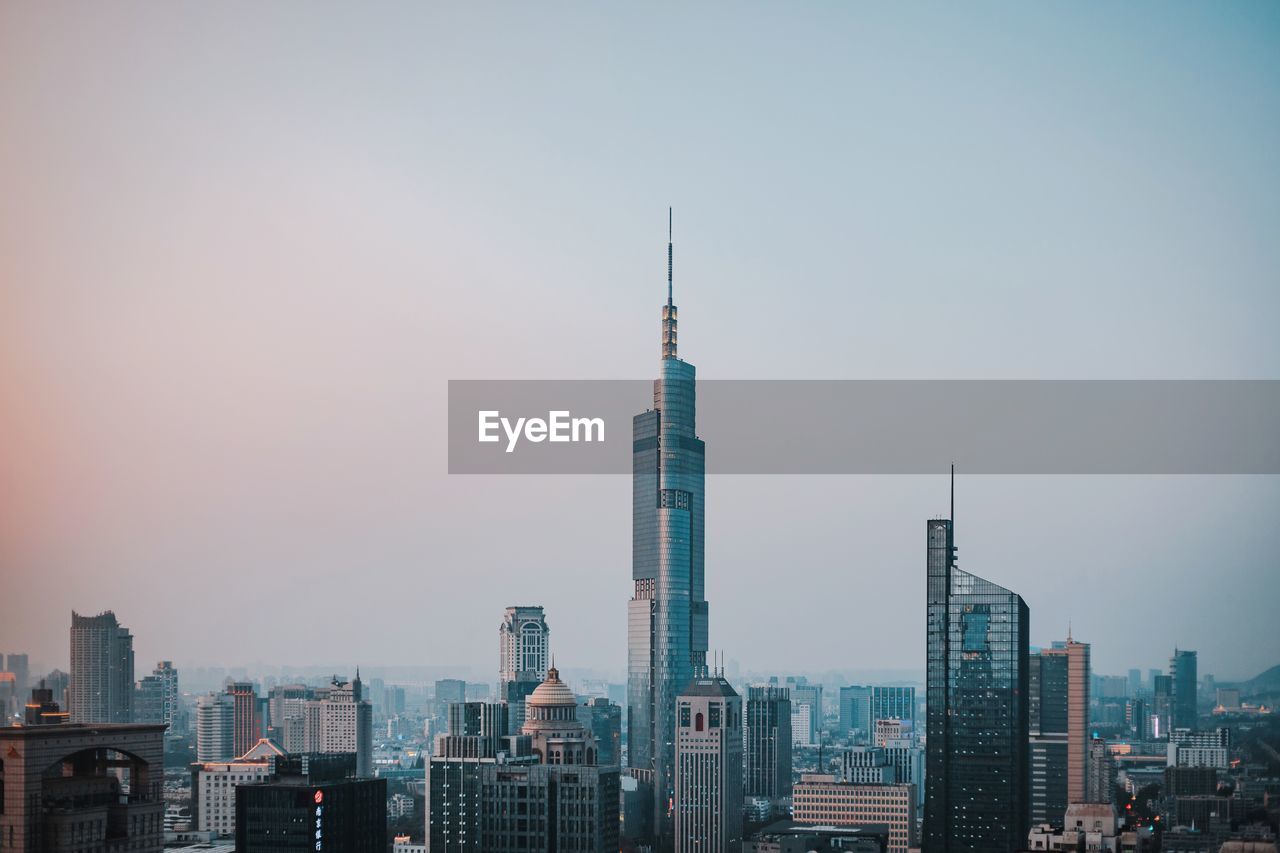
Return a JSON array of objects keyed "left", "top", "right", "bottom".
[
  {"left": 924, "top": 484, "right": 1030, "bottom": 853},
  {"left": 628, "top": 211, "right": 709, "bottom": 845},
  {"left": 1170, "top": 648, "right": 1198, "bottom": 730}
]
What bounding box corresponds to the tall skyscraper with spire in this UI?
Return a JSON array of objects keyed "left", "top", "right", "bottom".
[
  {"left": 628, "top": 209, "right": 709, "bottom": 846},
  {"left": 924, "top": 469, "right": 1030, "bottom": 853}
]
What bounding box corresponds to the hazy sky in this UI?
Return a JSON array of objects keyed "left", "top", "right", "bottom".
[{"left": 2, "top": 2, "right": 1278, "bottom": 683}]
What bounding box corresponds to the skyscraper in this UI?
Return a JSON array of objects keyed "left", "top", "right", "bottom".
[
  {"left": 69, "top": 610, "right": 135, "bottom": 724},
  {"left": 744, "top": 685, "right": 792, "bottom": 802},
  {"left": 197, "top": 692, "right": 237, "bottom": 762},
  {"left": 628, "top": 210, "right": 709, "bottom": 844},
  {"left": 498, "top": 605, "right": 549, "bottom": 734},
  {"left": 228, "top": 681, "right": 260, "bottom": 758},
  {"left": 924, "top": 475, "right": 1030, "bottom": 853},
  {"left": 1029, "top": 635, "right": 1090, "bottom": 825},
  {"left": 1170, "top": 649, "right": 1198, "bottom": 731},
  {"left": 674, "top": 674, "right": 742, "bottom": 853}
]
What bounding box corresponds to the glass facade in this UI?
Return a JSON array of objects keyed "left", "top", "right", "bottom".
[
  {"left": 628, "top": 258, "right": 709, "bottom": 844},
  {"left": 925, "top": 517, "right": 1029, "bottom": 853}
]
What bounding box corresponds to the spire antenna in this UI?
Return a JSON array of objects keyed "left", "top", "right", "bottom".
[
  {"left": 949, "top": 463, "right": 955, "bottom": 524},
  {"left": 667, "top": 206, "right": 673, "bottom": 307},
  {"left": 661, "top": 207, "right": 678, "bottom": 359}
]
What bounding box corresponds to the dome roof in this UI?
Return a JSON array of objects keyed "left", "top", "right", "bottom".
[{"left": 527, "top": 665, "right": 576, "bottom": 708}]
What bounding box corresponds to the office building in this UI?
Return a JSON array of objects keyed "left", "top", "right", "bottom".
[
  {"left": 313, "top": 673, "right": 374, "bottom": 777},
  {"left": 628, "top": 213, "right": 710, "bottom": 844},
  {"left": 0, "top": 690, "right": 165, "bottom": 852},
  {"left": 236, "top": 753, "right": 386, "bottom": 852},
  {"left": 499, "top": 605, "right": 549, "bottom": 733},
  {"left": 227, "top": 681, "right": 260, "bottom": 758},
  {"left": 577, "top": 696, "right": 622, "bottom": 767},
  {"left": 191, "top": 738, "right": 286, "bottom": 837},
  {"left": 135, "top": 672, "right": 167, "bottom": 725},
  {"left": 674, "top": 674, "right": 742, "bottom": 853},
  {"left": 842, "top": 747, "right": 898, "bottom": 784},
  {"left": 881, "top": 738, "right": 925, "bottom": 807},
  {"left": 792, "top": 774, "right": 916, "bottom": 853},
  {"left": 870, "top": 686, "right": 915, "bottom": 728},
  {"left": 69, "top": 609, "right": 135, "bottom": 724},
  {"left": 924, "top": 485, "right": 1030, "bottom": 853},
  {"left": 1152, "top": 674, "right": 1173, "bottom": 738},
  {"left": 437, "top": 701, "right": 508, "bottom": 758},
  {"left": 427, "top": 663, "right": 620, "bottom": 852},
  {"left": 873, "top": 718, "right": 912, "bottom": 747},
  {"left": 197, "top": 691, "right": 236, "bottom": 762},
  {"left": 1170, "top": 649, "right": 1198, "bottom": 730},
  {"left": 745, "top": 685, "right": 792, "bottom": 801},
  {"left": 840, "top": 686, "right": 872, "bottom": 742},
  {"left": 1029, "top": 635, "right": 1091, "bottom": 826}
]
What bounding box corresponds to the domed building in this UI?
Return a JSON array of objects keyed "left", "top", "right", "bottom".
[
  {"left": 428, "top": 660, "right": 620, "bottom": 852},
  {"left": 522, "top": 664, "right": 598, "bottom": 766}
]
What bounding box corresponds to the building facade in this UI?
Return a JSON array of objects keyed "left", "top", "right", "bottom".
[
  {"left": 69, "top": 610, "right": 135, "bottom": 724},
  {"left": 498, "top": 606, "right": 549, "bottom": 734},
  {"left": 924, "top": 505, "right": 1030, "bottom": 853},
  {"left": 196, "top": 691, "right": 236, "bottom": 762},
  {"left": 191, "top": 738, "right": 285, "bottom": 837},
  {"left": 628, "top": 215, "right": 710, "bottom": 845},
  {"left": 0, "top": 702, "right": 165, "bottom": 853},
  {"left": 1170, "top": 649, "right": 1198, "bottom": 731},
  {"left": 791, "top": 774, "right": 917, "bottom": 853},
  {"left": 744, "top": 685, "right": 792, "bottom": 802},
  {"left": 236, "top": 753, "right": 385, "bottom": 853},
  {"left": 674, "top": 675, "right": 742, "bottom": 853},
  {"left": 427, "top": 665, "right": 620, "bottom": 852}
]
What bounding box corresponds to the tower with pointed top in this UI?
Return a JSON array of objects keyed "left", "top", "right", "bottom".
[
  {"left": 628, "top": 209, "right": 709, "bottom": 846},
  {"left": 924, "top": 470, "right": 1030, "bottom": 853}
]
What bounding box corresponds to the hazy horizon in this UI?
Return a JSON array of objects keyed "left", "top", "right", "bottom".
[{"left": 3, "top": 3, "right": 1279, "bottom": 684}]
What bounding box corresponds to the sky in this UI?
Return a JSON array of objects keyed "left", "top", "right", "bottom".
[{"left": 2, "top": 2, "right": 1279, "bottom": 684}]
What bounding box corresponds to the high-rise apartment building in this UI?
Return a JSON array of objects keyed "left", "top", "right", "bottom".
[
  {"left": 1170, "top": 649, "right": 1198, "bottom": 731},
  {"left": 628, "top": 213, "right": 709, "bottom": 844},
  {"left": 498, "top": 606, "right": 549, "bottom": 734},
  {"left": 197, "top": 691, "right": 237, "bottom": 762},
  {"left": 1085, "top": 738, "right": 1114, "bottom": 803},
  {"left": 924, "top": 483, "right": 1030, "bottom": 853},
  {"left": 673, "top": 675, "right": 742, "bottom": 853},
  {"left": 792, "top": 774, "right": 917, "bottom": 853},
  {"left": 744, "top": 685, "right": 792, "bottom": 802},
  {"left": 69, "top": 610, "right": 135, "bottom": 724}
]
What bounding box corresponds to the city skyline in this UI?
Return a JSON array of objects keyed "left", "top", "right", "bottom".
[{"left": 4, "top": 1, "right": 1280, "bottom": 682}]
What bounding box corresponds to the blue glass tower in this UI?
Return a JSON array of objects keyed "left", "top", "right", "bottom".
[
  {"left": 628, "top": 210, "right": 709, "bottom": 846},
  {"left": 924, "top": 472, "right": 1030, "bottom": 853}
]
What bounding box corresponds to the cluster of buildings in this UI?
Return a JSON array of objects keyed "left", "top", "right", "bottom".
[{"left": 3, "top": 228, "right": 1277, "bottom": 853}]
